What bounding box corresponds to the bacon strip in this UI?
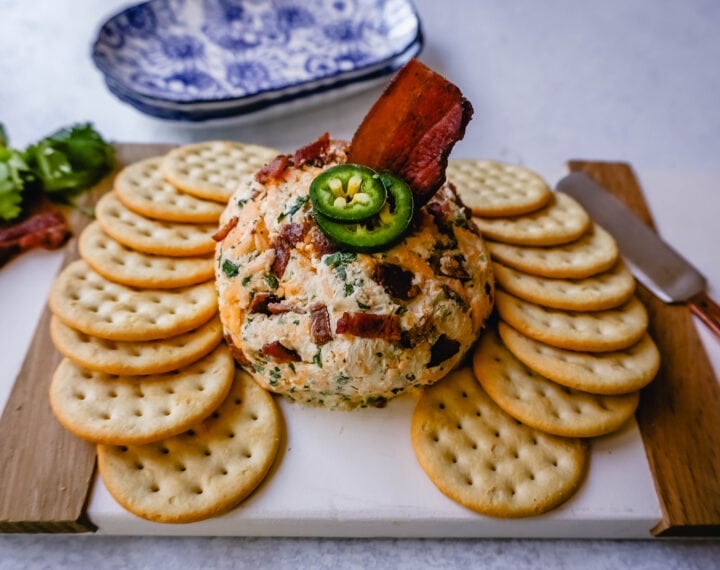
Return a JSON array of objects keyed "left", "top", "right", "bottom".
[
  {"left": 255, "top": 154, "right": 290, "bottom": 184},
  {"left": 0, "top": 210, "right": 70, "bottom": 266},
  {"left": 267, "top": 302, "right": 304, "bottom": 315},
  {"left": 293, "top": 132, "right": 330, "bottom": 167},
  {"left": 261, "top": 341, "right": 301, "bottom": 363},
  {"left": 248, "top": 292, "right": 280, "bottom": 314},
  {"left": 271, "top": 222, "right": 307, "bottom": 278},
  {"left": 372, "top": 263, "right": 419, "bottom": 300},
  {"left": 310, "top": 303, "right": 332, "bottom": 345},
  {"left": 308, "top": 224, "right": 337, "bottom": 257},
  {"left": 348, "top": 59, "right": 473, "bottom": 206},
  {"left": 427, "top": 334, "right": 460, "bottom": 368},
  {"left": 224, "top": 334, "right": 251, "bottom": 367},
  {"left": 212, "top": 216, "right": 238, "bottom": 242},
  {"left": 336, "top": 312, "right": 402, "bottom": 342}
]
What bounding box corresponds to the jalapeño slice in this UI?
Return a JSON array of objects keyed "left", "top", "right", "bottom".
[
  {"left": 314, "top": 172, "right": 414, "bottom": 252},
  {"left": 310, "top": 164, "right": 386, "bottom": 221}
]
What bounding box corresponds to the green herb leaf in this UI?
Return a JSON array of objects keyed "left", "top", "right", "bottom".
[
  {"left": 265, "top": 274, "right": 279, "bottom": 289},
  {"left": 241, "top": 275, "right": 251, "bottom": 286},
  {"left": 323, "top": 251, "right": 357, "bottom": 268},
  {"left": 278, "top": 195, "right": 309, "bottom": 222},
  {"left": 312, "top": 349, "right": 323, "bottom": 368},
  {"left": 222, "top": 259, "right": 239, "bottom": 278},
  {"left": 357, "top": 300, "right": 370, "bottom": 310}
]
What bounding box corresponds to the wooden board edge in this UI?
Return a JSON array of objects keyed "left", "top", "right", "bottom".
[{"left": 567, "top": 160, "right": 720, "bottom": 537}]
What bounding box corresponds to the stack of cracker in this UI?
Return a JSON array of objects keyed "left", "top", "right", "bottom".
[
  {"left": 47, "top": 142, "right": 283, "bottom": 523},
  {"left": 411, "top": 161, "right": 660, "bottom": 518}
]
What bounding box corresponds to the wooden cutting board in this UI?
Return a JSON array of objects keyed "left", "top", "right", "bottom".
[{"left": 0, "top": 146, "right": 718, "bottom": 535}]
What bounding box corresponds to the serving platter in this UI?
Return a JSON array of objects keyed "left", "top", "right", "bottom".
[{"left": 1, "top": 145, "right": 719, "bottom": 537}]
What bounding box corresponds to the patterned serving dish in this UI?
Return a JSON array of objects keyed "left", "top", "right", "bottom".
[{"left": 92, "top": 0, "right": 423, "bottom": 120}]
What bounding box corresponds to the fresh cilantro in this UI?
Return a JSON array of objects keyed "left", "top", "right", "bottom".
[
  {"left": 241, "top": 275, "right": 251, "bottom": 286},
  {"left": 323, "top": 251, "right": 357, "bottom": 268},
  {"left": 277, "top": 195, "right": 309, "bottom": 222},
  {"left": 357, "top": 300, "right": 370, "bottom": 310},
  {"left": 237, "top": 197, "right": 249, "bottom": 208},
  {"left": 222, "top": 259, "right": 239, "bottom": 278},
  {"left": 269, "top": 367, "right": 281, "bottom": 387},
  {"left": 395, "top": 306, "right": 408, "bottom": 315},
  {"left": 312, "top": 350, "right": 323, "bottom": 368}
]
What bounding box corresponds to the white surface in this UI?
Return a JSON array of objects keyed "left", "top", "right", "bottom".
[{"left": 2, "top": 0, "right": 720, "bottom": 565}]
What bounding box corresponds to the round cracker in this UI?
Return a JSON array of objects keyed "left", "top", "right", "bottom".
[
  {"left": 493, "top": 259, "right": 636, "bottom": 311},
  {"left": 411, "top": 368, "right": 587, "bottom": 518},
  {"left": 97, "top": 369, "right": 281, "bottom": 524},
  {"left": 485, "top": 223, "right": 619, "bottom": 279},
  {"left": 473, "top": 331, "right": 639, "bottom": 438},
  {"left": 79, "top": 222, "right": 214, "bottom": 289},
  {"left": 96, "top": 192, "right": 216, "bottom": 257},
  {"left": 495, "top": 290, "right": 648, "bottom": 353},
  {"left": 448, "top": 160, "right": 552, "bottom": 217},
  {"left": 49, "top": 260, "right": 218, "bottom": 342},
  {"left": 473, "top": 193, "right": 591, "bottom": 246},
  {"left": 49, "top": 344, "right": 234, "bottom": 445},
  {"left": 50, "top": 315, "right": 223, "bottom": 376},
  {"left": 499, "top": 322, "right": 660, "bottom": 395},
  {"left": 162, "top": 141, "right": 279, "bottom": 203},
  {"left": 115, "top": 157, "right": 225, "bottom": 223}
]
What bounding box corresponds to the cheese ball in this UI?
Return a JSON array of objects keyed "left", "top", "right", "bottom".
[{"left": 215, "top": 142, "right": 494, "bottom": 409}]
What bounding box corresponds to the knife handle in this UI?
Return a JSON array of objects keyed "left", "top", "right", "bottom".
[{"left": 689, "top": 291, "right": 720, "bottom": 341}]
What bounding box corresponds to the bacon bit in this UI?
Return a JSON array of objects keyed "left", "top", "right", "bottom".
[
  {"left": 431, "top": 253, "right": 470, "bottom": 280},
  {"left": 267, "top": 302, "right": 304, "bottom": 315},
  {"left": 271, "top": 222, "right": 307, "bottom": 278},
  {"left": 348, "top": 59, "right": 473, "bottom": 206},
  {"left": 0, "top": 210, "right": 70, "bottom": 266},
  {"left": 248, "top": 292, "right": 281, "bottom": 314},
  {"left": 255, "top": 154, "right": 290, "bottom": 184},
  {"left": 224, "top": 334, "right": 251, "bottom": 367},
  {"left": 427, "top": 334, "right": 460, "bottom": 368},
  {"left": 310, "top": 303, "right": 333, "bottom": 345},
  {"left": 336, "top": 312, "right": 402, "bottom": 342},
  {"left": 400, "top": 316, "right": 434, "bottom": 349},
  {"left": 262, "top": 341, "right": 301, "bottom": 363},
  {"left": 293, "top": 132, "right": 330, "bottom": 167},
  {"left": 372, "top": 263, "right": 419, "bottom": 300},
  {"left": 212, "top": 216, "right": 238, "bottom": 242},
  {"left": 308, "top": 224, "right": 337, "bottom": 256}
]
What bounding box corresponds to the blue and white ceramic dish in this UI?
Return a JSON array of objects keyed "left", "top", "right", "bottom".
[{"left": 93, "top": 0, "right": 422, "bottom": 115}]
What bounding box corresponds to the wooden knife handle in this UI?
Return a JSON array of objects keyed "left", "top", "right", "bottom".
[{"left": 689, "top": 291, "right": 720, "bottom": 341}]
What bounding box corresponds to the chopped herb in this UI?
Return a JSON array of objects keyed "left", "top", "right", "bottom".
[
  {"left": 357, "top": 300, "right": 371, "bottom": 310},
  {"left": 265, "top": 274, "right": 279, "bottom": 289},
  {"left": 222, "top": 259, "right": 239, "bottom": 278},
  {"left": 344, "top": 282, "right": 355, "bottom": 296},
  {"left": 237, "top": 197, "right": 249, "bottom": 208},
  {"left": 277, "top": 195, "right": 309, "bottom": 221},
  {"left": 289, "top": 363, "right": 296, "bottom": 373},
  {"left": 323, "top": 251, "right": 357, "bottom": 268},
  {"left": 269, "top": 367, "right": 281, "bottom": 387},
  {"left": 336, "top": 374, "right": 350, "bottom": 385},
  {"left": 312, "top": 350, "right": 323, "bottom": 368},
  {"left": 293, "top": 319, "right": 300, "bottom": 325},
  {"left": 395, "top": 306, "right": 408, "bottom": 315},
  {"left": 252, "top": 363, "right": 265, "bottom": 373},
  {"left": 241, "top": 276, "right": 251, "bottom": 286}
]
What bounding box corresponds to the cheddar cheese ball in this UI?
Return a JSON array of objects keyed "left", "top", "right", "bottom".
[{"left": 215, "top": 141, "right": 494, "bottom": 409}]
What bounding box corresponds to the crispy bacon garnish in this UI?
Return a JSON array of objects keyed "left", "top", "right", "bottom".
[
  {"left": 261, "top": 341, "right": 301, "bottom": 363},
  {"left": 430, "top": 253, "right": 470, "bottom": 280},
  {"left": 271, "top": 222, "right": 307, "bottom": 278},
  {"left": 427, "top": 334, "right": 460, "bottom": 368},
  {"left": 0, "top": 210, "right": 70, "bottom": 266},
  {"left": 293, "top": 132, "right": 330, "bottom": 167},
  {"left": 267, "top": 302, "right": 303, "bottom": 315},
  {"left": 348, "top": 59, "right": 473, "bottom": 206},
  {"left": 224, "top": 334, "right": 251, "bottom": 367},
  {"left": 255, "top": 154, "right": 290, "bottom": 184},
  {"left": 248, "top": 292, "right": 280, "bottom": 314},
  {"left": 310, "top": 303, "right": 332, "bottom": 345},
  {"left": 212, "top": 216, "right": 238, "bottom": 242},
  {"left": 372, "top": 262, "right": 419, "bottom": 300},
  {"left": 308, "top": 224, "right": 337, "bottom": 256},
  {"left": 336, "top": 312, "right": 402, "bottom": 342}
]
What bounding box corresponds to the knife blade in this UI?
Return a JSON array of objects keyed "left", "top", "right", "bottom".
[{"left": 557, "top": 172, "right": 720, "bottom": 340}]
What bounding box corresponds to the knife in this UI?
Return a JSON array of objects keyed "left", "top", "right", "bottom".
[{"left": 557, "top": 172, "right": 720, "bottom": 340}]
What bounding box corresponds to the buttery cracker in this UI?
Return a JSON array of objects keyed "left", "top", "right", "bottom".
[
  {"left": 50, "top": 315, "right": 223, "bottom": 376},
  {"left": 448, "top": 160, "right": 552, "bottom": 217},
  {"left": 79, "top": 222, "right": 214, "bottom": 289},
  {"left": 495, "top": 291, "right": 648, "bottom": 352},
  {"left": 115, "top": 157, "right": 225, "bottom": 223},
  {"left": 411, "top": 368, "right": 587, "bottom": 518},
  {"left": 49, "top": 260, "right": 218, "bottom": 342},
  {"left": 473, "top": 331, "right": 639, "bottom": 438},
  {"left": 97, "top": 369, "right": 281, "bottom": 523},
  {"left": 49, "top": 344, "right": 234, "bottom": 445},
  {"left": 498, "top": 322, "right": 660, "bottom": 395},
  {"left": 96, "top": 192, "right": 216, "bottom": 257},
  {"left": 473, "top": 193, "right": 591, "bottom": 246},
  {"left": 162, "top": 141, "right": 279, "bottom": 203}
]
